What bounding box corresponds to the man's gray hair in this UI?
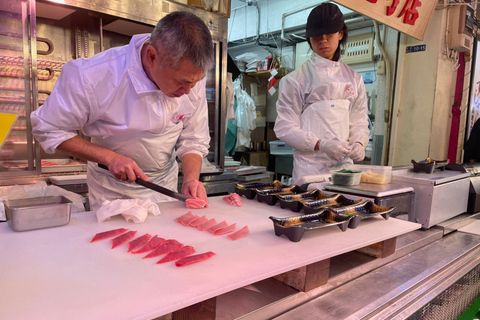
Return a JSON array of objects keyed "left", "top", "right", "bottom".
[{"left": 150, "top": 11, "right": 214, "bottom": 72}]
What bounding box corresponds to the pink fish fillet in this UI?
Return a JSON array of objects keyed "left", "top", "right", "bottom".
[
  {"left": 197, "top": 218, "right": 217, "bottom": 231},
  {"left": 214, "top": 223, "right": 236, "bottom": 235},
  {"left": 185, "top": 198, "right": 209, "bottom": 209},
  {"left": 156, "top": 245, "right": 195, "bottom": 264},
  {"left": 180, "top": 215, "right": 199, "bottom": 226},
  {"left": 223, "top": 193, "right": 242, "bottom": 207},
  {"left": 127, "top": 233, "right": 152, "bottom": 252},
  {"left": 111, "top": 230, "right": 137, "bottom": 249},
  {"left": 175, "top": 211, "right": 194, "bottom": 222},
  {"left": 90, "top": 228, "right": 129, "bottom": 242},
  {"left": 227, "top": 226, "right": 249, "bottom": 240},
  {"left": 175, "top": 251, "right": 216, "bottom": 267},
  {"left": 207, "top": 221, "right": 228, "bottom": 234},
  {"left": 131, "top": 235, "right": 165, "bottom": 254},
  {"left": 190, "top": 215, "right": 207, "bottom": 227},
  {"left": 143, "top": 239, "right": 183, "bottom": 259}
]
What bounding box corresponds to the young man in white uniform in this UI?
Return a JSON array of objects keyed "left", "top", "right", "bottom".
[{"left": 31, "top": 11, "right": 213, "bottom": 210}]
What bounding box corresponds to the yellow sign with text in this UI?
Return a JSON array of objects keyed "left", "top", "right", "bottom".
[{"left": 334, "top": 0, "right": 436, "bottom": 40}]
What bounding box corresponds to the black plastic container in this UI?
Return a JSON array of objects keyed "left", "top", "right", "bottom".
[
  {"left": 235, "top": 180, "right": 283, "bottom": 200},
  {"left": 256, "top": 185, "right": 306, "bottom": 206},
  {"left": 301, "top": 194, "right": 363, "bottom": 215},
  {"left": 278, "top": 189, "right": 320, "bottom": 212}
]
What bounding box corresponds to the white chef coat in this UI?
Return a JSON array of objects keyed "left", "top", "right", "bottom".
[
  {"left": 274, "top": 52, "right": 369, "bottom": 184},
  {"left": 31, "top": 34, "right": 210, "bottom": 210}
]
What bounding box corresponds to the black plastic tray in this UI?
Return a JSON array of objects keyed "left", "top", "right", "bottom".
[
  {"left": 277, "top": 189, "right": 319, "bottom": 212},
  {"left": 256, "top": 185, "right": 306, "bottom": 206},
  {"left": 411, "top": 158, "right": 449, "bottom": 173},
  {"left": 235, "top": 180, "right": 283, "bottom": 199},
  {"left": 269, "top": 210, "right": 352, "bottom": 242},
  {"left": 269, "top": 201, "right": 395, "bottom": 242},
  {"left": 328, "top": 200, "right": 394, "bottom": 229},
  {"left": 301, "top": 194, "right": 364, "bottom": 215}
]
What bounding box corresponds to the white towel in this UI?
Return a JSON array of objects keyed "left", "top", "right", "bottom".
[{"left": 96, "top": 198, "right": 161, "bottom": 223}]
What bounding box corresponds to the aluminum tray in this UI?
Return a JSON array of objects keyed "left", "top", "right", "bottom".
[{"left": 4, "top": 195, "right": 72, "bottom": 232}]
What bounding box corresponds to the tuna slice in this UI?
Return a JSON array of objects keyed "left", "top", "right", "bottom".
[
  {"left": 197, "top": 218, "right": 217, "bottom": 231},
  {"left": 90, "top": 228, "right": 129, "bottom": 242},
  {"left": 207, "top": 221, "right": 228, "bottom": 234},
  {"left": 185, "top": 198, "right": 209, "bottom": 209},
  {"left": 111, "top": 230, "right": 137, "bottom": 249},
  {"left": 131, "top": 235, "right": 165, "bottom": 254},
  {"left": 214, "top": 223, "right": 236, "bottom": 235},
  {"left": 180, "top": 215, "right": 199, "bottom": 226},
  {"left": 156, "top": 245, "right": 195, "bottom": 264},
  {"left": 190, "top": 215, "right": 207, "bottom": 227},
  {"left": 227, "top": 226, "right": 249, "bottom": 240},
  {"left": 175, "top": 211, "right": 194, "bottom": 222},
  {"left": 175, "top": 251, "right": 216, "bottom": 267},
  {"left": 127, "top": 233, "right": 152, "bottom": 252},
  {"left": 143, "top": 239, "right": 183, "bottom": 259},
  {"left": 223, "top": 193, "right": 242, "bottom": 207}
]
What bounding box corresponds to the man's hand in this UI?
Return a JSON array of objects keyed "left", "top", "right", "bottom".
[
  {"left": 107, "top": 154, "right": 149, "bottom": 183},
  {"left": 348, "top": 142, "right": 366, "bottom": 162},
  {"left": 181, "top": 179, "right": 208, "bottom": 203}
]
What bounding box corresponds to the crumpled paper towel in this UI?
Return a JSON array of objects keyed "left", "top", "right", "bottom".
[{"left": 96, "top": 198, "right": 160, "bottom": 223}]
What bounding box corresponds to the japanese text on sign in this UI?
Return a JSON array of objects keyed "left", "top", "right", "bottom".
[{"left": 333, "top": 0, "right": 436, "bottom": 40}]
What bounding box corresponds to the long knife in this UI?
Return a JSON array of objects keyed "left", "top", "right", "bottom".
[{"left": 98, "top": 163, "right": 189, "bottom": 202}]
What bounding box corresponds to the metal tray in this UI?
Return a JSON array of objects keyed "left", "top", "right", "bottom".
[{"left": 4, "top": 196, "right": 72, "bottom": 232}]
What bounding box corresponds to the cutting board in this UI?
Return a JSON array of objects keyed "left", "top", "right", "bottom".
[
  {"left": 0, "top": 111, "right": 18, "bottom": 148},
  {"left": 0, "top": 196, "right": 420, "bottom": 320}
]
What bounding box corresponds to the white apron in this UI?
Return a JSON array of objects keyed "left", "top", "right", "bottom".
[
  {"left": 87, "top": 122, "right": 183, "bottom": 210},
  {"left": 292, "top": 99, "right": 352, "bottom": 184}
]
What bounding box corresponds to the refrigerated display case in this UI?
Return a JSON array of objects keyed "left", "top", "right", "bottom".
[{"left": 0, "top": 0, "right": 228, "bottom": 182}]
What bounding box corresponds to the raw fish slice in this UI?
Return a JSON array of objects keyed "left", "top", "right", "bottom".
[
  {"left": 223, "top": 193, "right": 242, "bottom": 207},
  {"left": 143, "top": 239, "right": 183, "bottom": 259},
  {"left": 214, "top": 223, "right": 236, "bottom": 235},
  {"left": 175, "top": 251, "right": 216, "bottom": 267},
  {"left": 111, "top": 230, "right": 137, "bottom": 249},
  {"left": 132, "top": 235, "right": 165, "bottom": 254},
  {"left": 230, "top": 193, "right": 242, "bottom": 207},
  {"left": 197, "top": 218, "right": 217, "bottom": 231},
  {"left": 127, "top": 233, "right": 151, "bottom": 252},
  {"left": 90, "top": 228, "right": 129, "bottom": 242},
  {"left": 185, "top": 198, "right": 209, "bottom": 209},
  {"left": 227, "top": 226, "right": 249, "bottom": 240},
  {"left": 175, "top": 211, "right": 194, "bottom": 222},
  {"left": 190, "top": 215, "right": 207, "bottom": 227},
  {"left": 180, "top": 214, "right": 199, "bottom": 226},
  {"left": 207, "top": 221, "right": 228, "bottom": 234},
  {"left": 156, "top": 245, "right": 195, "bottom": 264}
]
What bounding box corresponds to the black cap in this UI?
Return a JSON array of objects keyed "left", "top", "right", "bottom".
[{"left": 305, "top": 3, "right": 344, "bottom": 38}]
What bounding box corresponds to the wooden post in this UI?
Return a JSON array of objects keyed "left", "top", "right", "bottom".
[
  {"left": 356, "top": 237, "right": 397, "bottom": 258},
  {"left": 273, "top": 258, "right": 330, "bottom": 292}
]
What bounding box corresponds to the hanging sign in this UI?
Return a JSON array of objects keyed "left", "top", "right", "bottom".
[{"left": 333, "top": 0, "right": 436, "bottom": 40}]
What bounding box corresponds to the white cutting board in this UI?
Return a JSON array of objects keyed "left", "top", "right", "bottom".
[{"left": 0, "top": 196, "right": 420, "bottom": 320}]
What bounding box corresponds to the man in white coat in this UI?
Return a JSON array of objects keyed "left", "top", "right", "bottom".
[{"left": 31, "top": 11, "right": 213, "bottom": 210}]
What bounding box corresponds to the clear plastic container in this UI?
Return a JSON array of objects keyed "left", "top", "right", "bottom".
[
  {"left": 347, "top": 164, "right": 392, "bottom": 184},
  {"left": 331, "top": 170, "right": 362, "bottom": 186}
]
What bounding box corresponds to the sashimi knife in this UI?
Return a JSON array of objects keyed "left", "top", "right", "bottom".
[{"left": 98, "top": 163, "right": 189, "bottom": 201}]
